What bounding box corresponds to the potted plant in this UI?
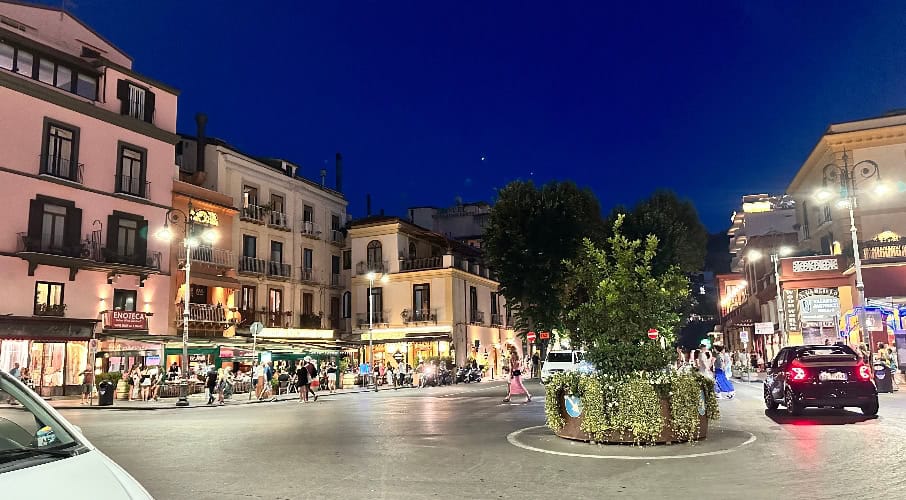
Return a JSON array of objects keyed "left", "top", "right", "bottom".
[{"left": 546, "top": 216, "right": 719, "bottom": 444}]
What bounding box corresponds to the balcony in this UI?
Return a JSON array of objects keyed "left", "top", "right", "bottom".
[
  {"left": 356, "top": 311, "right": 389, "bottom": 327},
  {"left": 240, "top": 205, "right": 266, "bottom": 224},
  {"left": 268, "top": 211, "right": 291, "bottom": 231},
  {"left": 258, "top": 310, "right": 292, "bottom": 328},
  {"left": 238, "top": 256, "right": 266, "bottom": 275},
  {"left": 300, "top": 221, "right": 320, "bottom": 239},
  {"left": 179, "top": 245, "right": 233, "bottom": 268},
  {"left": 114, "top": 174, "right": 150, "bottom": 199},
  {"left": 267, "top": 261, "right": 292, "bottom": 279},
  {"left": 329, "top": 230, "right": 345, "bottom": 246},
  {"left": 490, "top": 313, "right": 504, "bottom": 327},
  {"left": 469, "top": 310, "right": 485, "bottom": 325},
  {"left": 400, "top": 256, "right": 442, "bottom": 272},
  {"left": 38, "top": 155, "right": 83, "bottom": 184},
  {"left": 299, "top": 312, "right": 322, "bottom": 329},
  {"left": 34, "top": 303, "right": 66, "bottom": 317},
  {"left": 17, "top": 232, "right": 161, "bottom": 279},
  {"left": 299, "top": 268, "right": 316, "bottom": 283},
  {"left": 403, "top": 308, "right": 438, "bottom": 324},
  {"left": 356, "top": 260, "right": 388, "bottom": 275},
  {"left": 330, "top": 273, "right": 341, "bottom": 287},
  {"left": 861, "top": 238, "right": 906, "bottom": 264}
]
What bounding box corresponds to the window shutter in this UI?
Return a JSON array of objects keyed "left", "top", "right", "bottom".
[
  {"left": 143, "top": 91, "right": 155, "bottom": 124},
  {"left": 64, "top": 206, "right": 82, "bottom": 257},
  {"left": 116, "top": 80, "right": 130, "bottom": 115},
  {"left": 26, "top": 199, "right": 44, "bottom": 251},
  {"left": 106, "top": 214, "right": 119, "bottom": 261},
  {"left": 135, "top": 219, "right": 149, "bottom": 266}
]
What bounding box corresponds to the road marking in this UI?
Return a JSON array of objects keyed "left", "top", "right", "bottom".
[{"left": 506, "top": 425, "right": 756, "bottom": 460}]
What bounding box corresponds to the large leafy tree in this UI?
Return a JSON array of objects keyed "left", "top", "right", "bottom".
[
  {"left": 483, "top": 180, "right": 605, "bottom": 334},
  {"left": 563, "top": 216, "right": 690, "bottom": 375},
  {"left": 608, "top": 190, "right": 708, "bottom": 276}
]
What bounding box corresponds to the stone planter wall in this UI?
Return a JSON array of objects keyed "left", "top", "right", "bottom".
[{"left": 555, "top": 391, "right": 709, "bottom": 444}]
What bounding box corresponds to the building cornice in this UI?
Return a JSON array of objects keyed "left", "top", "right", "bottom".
[{"left": 217, "top": 147, "right": 346, "bottom": 205}]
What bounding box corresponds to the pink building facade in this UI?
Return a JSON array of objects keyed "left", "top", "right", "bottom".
[{"left": 0, "top": 2, "right": 177, "bottom": 395}]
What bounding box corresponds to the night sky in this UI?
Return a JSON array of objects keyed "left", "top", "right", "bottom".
[{"left": 51, "top": 1, "right": 906, "bottom": 230}]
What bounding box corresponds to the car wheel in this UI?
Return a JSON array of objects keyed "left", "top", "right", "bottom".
[
  {"left": 785, "top": 388, "right": 803, "bottom": 416},
  {"left": 764, "top": 387, "right": 779, "bottom": 410},
  {"left": 860, "top": 399, "right": 879, "bottom": 416}
]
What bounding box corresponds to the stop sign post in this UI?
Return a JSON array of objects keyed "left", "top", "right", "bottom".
[
  {"left": 647, "top": 328, "right": 659, "bottom": 340},
  {"left": 527, "top": 331, "right": 537, "bottom": 343}
]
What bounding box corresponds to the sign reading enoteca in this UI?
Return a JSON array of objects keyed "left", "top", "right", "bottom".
[{"left": 105, "top": 311, "right": 148, "bottom": 330}]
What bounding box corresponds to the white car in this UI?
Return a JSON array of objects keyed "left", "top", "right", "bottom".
[
  {"left": 540, "top": 350, "right": 584, "bottom": 383},
  {"left": 0, "top": 370, "right": 152, "bottom": 499}
]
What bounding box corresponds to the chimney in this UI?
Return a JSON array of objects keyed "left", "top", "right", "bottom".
[
  {"left": 320, "top": 166, "right": 327, "bottom": 187},
  {"left": 380, "top": 208, "right": 385, "bottom": 216},
  {"left": 366, "top": 194, "right": 372, "bottom": 216},
  {"left": 192, "top": 113, "right": 208, "bottom": 184},
  {"left": 335, "top": 152, "right": 343, "bottom": 192}
]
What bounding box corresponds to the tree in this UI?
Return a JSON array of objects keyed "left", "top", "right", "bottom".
[
  {"left": 483, "top": 180, "right": 606, "bottom": 335},
  {"left": 563, "top": 216, "right": 690, "bottom": 375},
  {"left": 607, "top": 190, "right": 708, "bottom": 276}
]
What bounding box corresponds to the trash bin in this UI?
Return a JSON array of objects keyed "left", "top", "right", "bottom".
[
  {"left": 874, "top": 364, "right": 893, "bottom": 393},
  {"left": 97, "top": 381, "right": 115, "bottom": 406}
]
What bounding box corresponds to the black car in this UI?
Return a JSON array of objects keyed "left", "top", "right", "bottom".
[{"left": 763, "top": 344, "right": 879, "bottom": 416}]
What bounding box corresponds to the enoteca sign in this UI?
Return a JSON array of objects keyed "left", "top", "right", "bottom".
[{"left": 105, "top": 311, "right": 148, "bottom": 330}]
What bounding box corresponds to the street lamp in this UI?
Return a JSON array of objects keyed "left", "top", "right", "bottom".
[
  {"left": 367, "top": 271, "right": 389, "bottom": 392},
  {"left": 814, "top": 151, "right": 888, "bottom": 347},
  {"left": 747, "top": 245, "right": 793, "bottom": 346},
  {"left": 156, "top": 200, "right": 217, "bottom": 406}
]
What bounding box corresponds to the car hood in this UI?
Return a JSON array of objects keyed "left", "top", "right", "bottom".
[{"left": 2, "top": 449, "right": 152, "bottom": 499}]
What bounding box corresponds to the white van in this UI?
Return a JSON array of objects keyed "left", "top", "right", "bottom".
[{"left": 540, "top": 350, "right": 584, "bottom": 383}]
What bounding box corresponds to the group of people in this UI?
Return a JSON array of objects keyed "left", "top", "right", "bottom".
[
  {"left": 126, "top": 365, "right": 164, "bottom": 402},
  {"left": 677, "top": 344, "right": 736, "bottom": 399}
]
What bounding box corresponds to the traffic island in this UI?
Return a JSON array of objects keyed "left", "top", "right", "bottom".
[{"left": 544, "top": 372, "right": 718, "bottom": 445}]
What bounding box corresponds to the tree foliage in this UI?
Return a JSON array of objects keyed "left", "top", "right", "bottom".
[
  {"left": 563, "top": 216, "right": 690, "bottom": 375},
  {"left": 607, "top": 190, "right": 708, "bottom": 276},
  {"left": 483, "top": 180, "right": 605, "bottom": 333}
]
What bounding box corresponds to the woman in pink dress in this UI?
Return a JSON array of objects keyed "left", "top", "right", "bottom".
[{"left": 503, "top": 345, "right": 532, "bottom": 403}]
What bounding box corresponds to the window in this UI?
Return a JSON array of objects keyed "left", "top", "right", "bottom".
[
  {"left": 34, "top": 281, "right": 64, "bottom": 316},
  {"left": 302, "top": 293, "right": 314, "bottom": 315},
  {"left": 42, "top": 120, "right": 79, "bottom": 181},
  {"left": 490, "top": 292, "right": 499, "bottom": 316},
  {"left": 128, "top": 84, "right": 144, "bottom": 120},
  {"left": 240, "top": 285, "right": 256, "bottom": 312},
  {"left": 243, "top": 186, "right": 258, "bottom": 207},
  {"left": 116, "top": 79, "right": 154, "bottom": 123},
  {"left": 271, "top": 241, "right": 283, "bottom": 263},
  {"left": 271, "top": 194, "right": 284, "bottom": 213},
  {"left": 366, "top": 240, "right": 382, "bottom": 270},
  {"left": 106, "top": 212, "right": 148, "bottom": 266},
  {"left": 469, "top": 286, "right": 478, "bottom": 322},
  {"left": 268, "top": 288, "right": 283, "bottom": 314},
  {"left": 801, "top": 200, "right": 810, "bottom": 239},
  {"left": 330, "top": 296, "right": 340, "bottom": 328},
  {"left": 14, "top": 48, "right": 32, "bottom": 77},
  {"left": 331, "top": 255, "right": 340, "bottom": 275},
  {"left": 342, "top": 291, "right": 351, "bottom": 318},
  {"left": 76, "top": 73, "right": 97, "bottom": 99},
  {"left": 303, "top": 248, "right": 313, "bottom": 270},
  {"left": 367, "top": 287, "right": 383, "bottom": 323},
  {"left": 0, "top": 42, "right": 97, "bottom": 99},
  {"left": 331, "top": 214, "right": 340, "bottom": 231},
  {"left": 55, "top": 65, "right": 71, "bottom": 91},
  {"left": 112, "top": 289, "right": 137, "bottom": 311},
  {"left": 41, "top": 203, "right": 67, "bottom": 253},
  {"left": 242, "top": 235, "right": 257, "bottom": 258},
  {"left": 409, "top": 241, "right": 417, "bottom": 259},
  {"left": 0, "top": 42, "right": 12, "bottom": 70},
  {"left": 342, "top": 250, "right": 351, "bottom": 270},
  {"left": 116, "top": 143, "right": 146, "bottom": 197},
  {"left": 38, "top": 58, "right": 54, "bottom": 84},
  {"left": 413, "top": 284, "right": 430, "bottom": 318},
  {"left": 303, "top": 205, "right": 314, "bottom": 223},
  {"left": 27, "top": 196, "right": 81, "bottom": 256}
]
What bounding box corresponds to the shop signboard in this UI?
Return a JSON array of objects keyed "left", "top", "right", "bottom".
[
  {"left": 783, "top": 289, "right": 800, "bottom": 332},
  {"left": 754, "top": 322, "right": 774, "bottom": 335},
  {"left": 106, "top": 311, "right": 147, "bottom": 330},
  {"left": 798, "top": 288, "right": 840, "bottom": 323}
]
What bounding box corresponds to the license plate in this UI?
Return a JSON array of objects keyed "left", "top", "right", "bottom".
[{"left": 819, "top": 371, "right": 847, "bottom": 381}]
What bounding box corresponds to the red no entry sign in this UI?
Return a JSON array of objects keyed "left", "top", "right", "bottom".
[
  {"left": 527, "top": 331, "right": 536, "bottom": 342},
  {"left": 647, "top": 328, "right": 659, "bottom": 340}
]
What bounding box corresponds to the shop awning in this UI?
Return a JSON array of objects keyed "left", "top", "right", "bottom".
[
  {"left": 863, "top": 265, "right": 906, "bottom": 299},
  {"left": 178, "top": 270, "right": 241, "bottom": 290},
  {"left": 0, "top": 316, "right": 99, "bottom": 341}
]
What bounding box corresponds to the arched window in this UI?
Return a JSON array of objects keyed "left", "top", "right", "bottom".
[
  {"left": 409, "top": 241, "right": 417, "bottom": 259},
  {"left": 367, "top": 240, "right": 382, "bottom": 271},
  {"left": 342, "top": 291, "right": 351, "bottom": 319}
]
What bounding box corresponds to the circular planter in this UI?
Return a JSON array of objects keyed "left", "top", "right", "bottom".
[{"left": 555, "top": 391, "right": 709, "bottom": 444}]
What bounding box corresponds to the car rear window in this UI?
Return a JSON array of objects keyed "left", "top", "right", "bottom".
[
  {"left": 796, "top": 346, "right": 856, "bottom": 358},
  {"left": 546, "top": 352, "right": 573, "bottom": 363}
]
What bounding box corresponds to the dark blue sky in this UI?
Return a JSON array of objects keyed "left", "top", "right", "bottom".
[{"left": 59, "top": 0, "right": 906, "bottom": 230}]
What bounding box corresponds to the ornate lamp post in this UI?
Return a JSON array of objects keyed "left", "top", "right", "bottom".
[
  {"left": 814, "top": 152, "right": 890, "bottom": 346},
  {"left": 747, "top": 245, "right": 793, "bottom": 346},
  {"left": 156, "top": 200, "right": 217, "bottom": 406}
]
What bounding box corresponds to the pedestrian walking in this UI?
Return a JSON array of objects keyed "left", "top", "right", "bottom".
[
  {"left": 80, "top": 368, "right": 94, "bottom": 405},
  {"left": 216, "top": 368, "right": 226, "bottom": 405},
  {"left": 697, "top": 345, "right": 713, "bottom": 380},
  {"left": 296, "top": 361, "right": 310, "bottom": 402},
  {"left": 713, "top": 345, "right": 735, "bottom": 399},
  {"left": 254, "top": 362, "right": 266, "bottom": 399},
  {"left": 531, "top": 352, "right": 540, "bottom": 379},
  {"left": 304, "top": 357, "right": 319, "bottom": 401},
  {"left": 503, "top": 345, "right": 531, "bottom": 403},
  {"left": 326, "top": 360, "right": 337, "bottom": 393},
  {"left": 206, "top": 365, "right": 217, "bottom": 405}
]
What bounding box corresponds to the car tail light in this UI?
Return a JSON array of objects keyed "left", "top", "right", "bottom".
[
  {"left": 789, "top": 359, "right": 807, "bottom": 381},
  {"left": 857, "top": 362, "right": 871, "bottom": 381}
]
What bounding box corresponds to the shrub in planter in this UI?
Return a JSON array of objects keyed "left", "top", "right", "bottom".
[{"left": 548, "top": 216, "right": 718, "bottom": 444}]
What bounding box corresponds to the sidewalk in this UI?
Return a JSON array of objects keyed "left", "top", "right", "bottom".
[{"left": 49, "top": 383, "right": 415, "bottom": 410}]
